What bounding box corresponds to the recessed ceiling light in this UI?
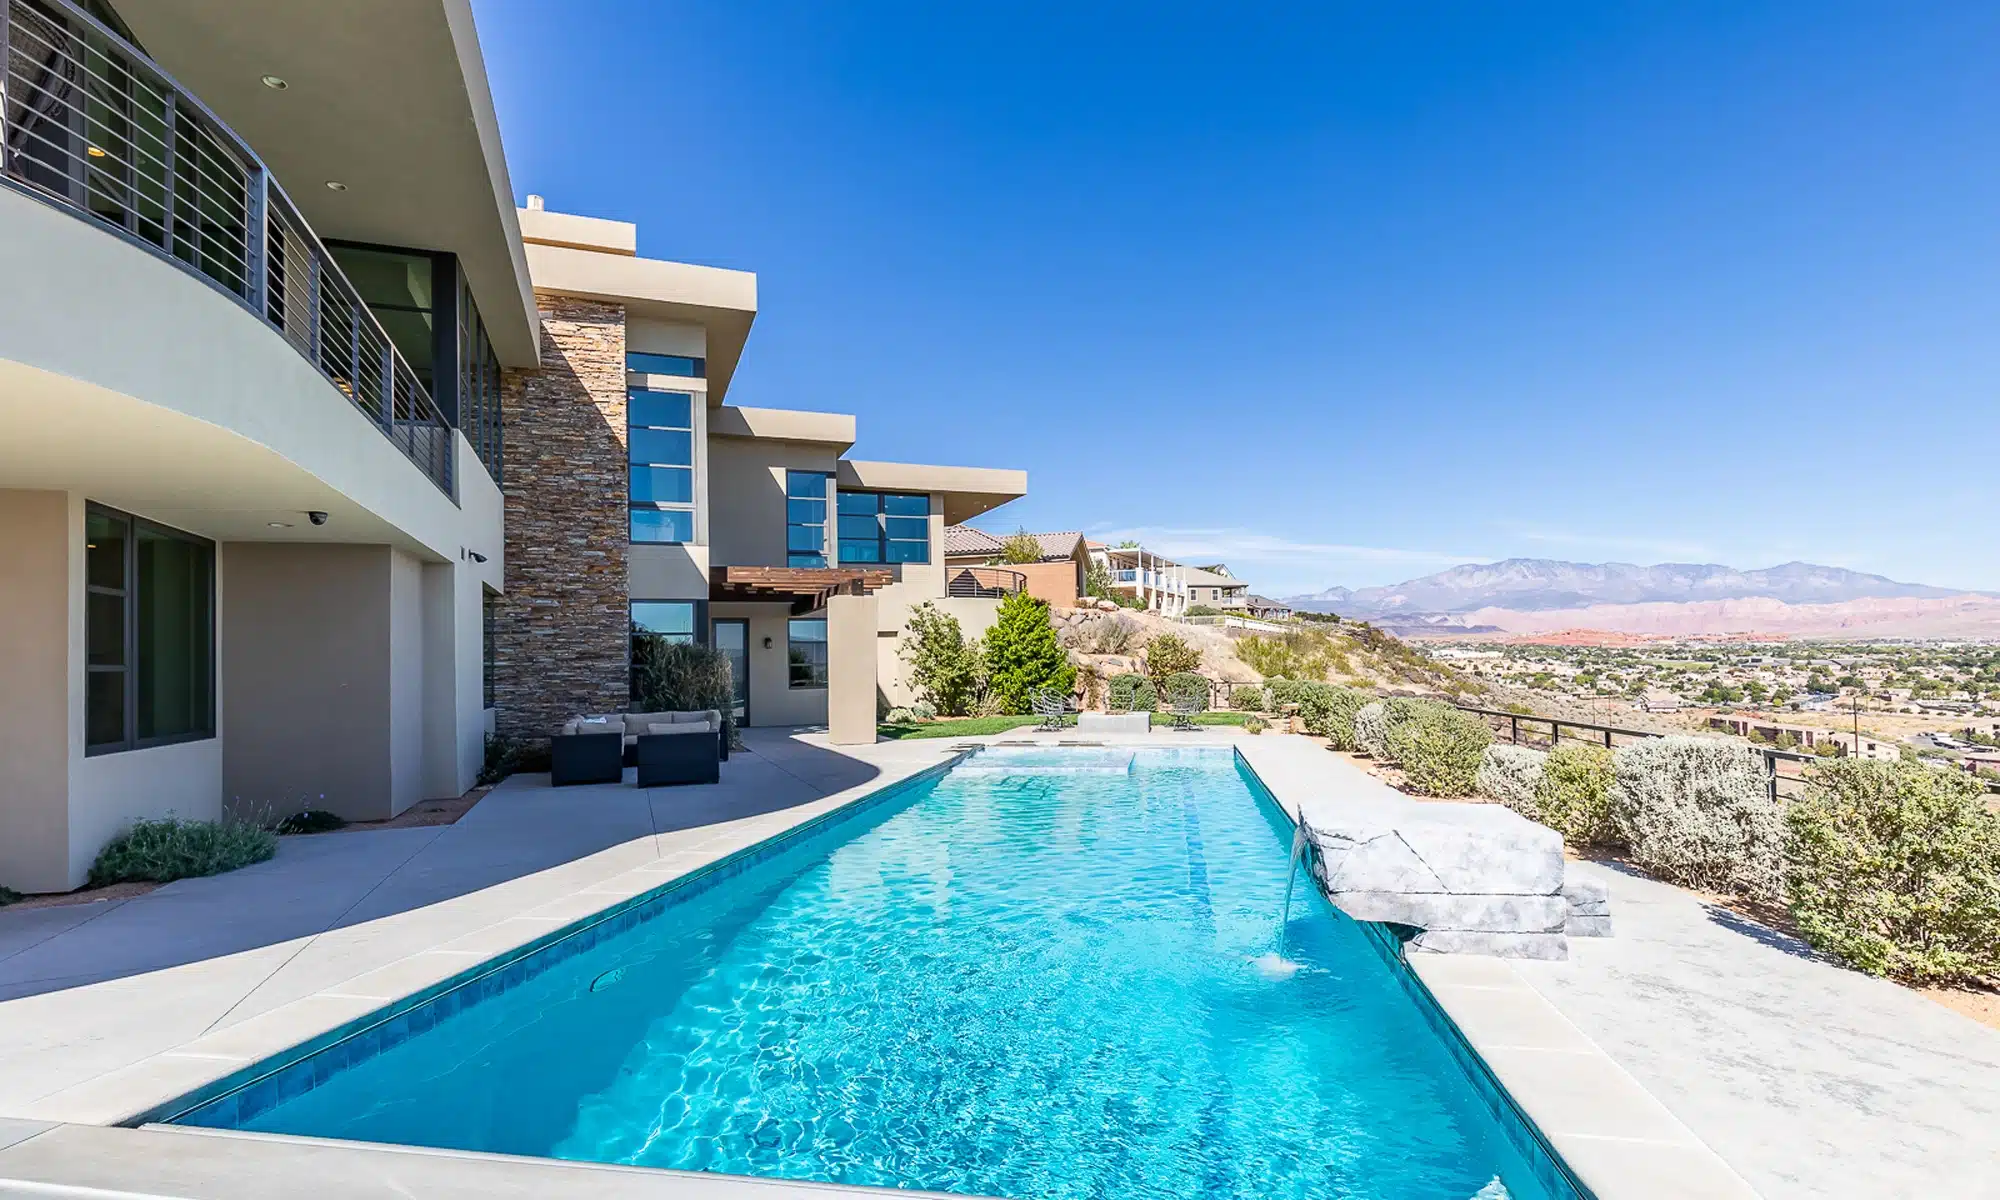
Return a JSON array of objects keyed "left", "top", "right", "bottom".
[
  {"left": 268, "top": 521, "right": 292, "bottom": 528},
  {"left": 260, "top": 74, "right": 288, "bottom": 90},
  {"left": 325, "top": 180, "right": 347, "bottom": 192},
  {"left": 85, "top": 145, "right": 106, "bottom": 158}
]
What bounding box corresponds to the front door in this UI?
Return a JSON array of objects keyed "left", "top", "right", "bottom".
[{"left": 713, "top": 619, "right": 749, "bottom": 727}]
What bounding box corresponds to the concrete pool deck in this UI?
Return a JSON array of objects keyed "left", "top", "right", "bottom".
[{"left": 0, "top": 730, "right": 1992, "bottom": 1198}]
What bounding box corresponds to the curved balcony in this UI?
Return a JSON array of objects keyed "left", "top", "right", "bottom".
[
  {"left": 0, "top": 0, "right": 453, "bottom": 495},
  {"left": 946, "top": 566, "right": 1027, "bottom": 598}
]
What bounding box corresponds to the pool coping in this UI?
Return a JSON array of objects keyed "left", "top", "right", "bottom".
[{"left": 1235, "top": 736, "right": 1763, "bottom": 1200}]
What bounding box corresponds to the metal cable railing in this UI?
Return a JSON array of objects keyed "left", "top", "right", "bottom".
[
  {"left": 946, "top": 567, "right": 1027, "bottom": 598},
  {"left": 1, "top": 0, "right": 454, "bottom": 496}
]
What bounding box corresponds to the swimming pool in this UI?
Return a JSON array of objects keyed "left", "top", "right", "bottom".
[{"left": 167, "top": 747, "right": 1580, "bottom": 1200}]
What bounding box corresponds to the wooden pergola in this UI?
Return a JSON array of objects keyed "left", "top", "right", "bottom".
[{"left": 709, "top": 566, "right": 895, "bottom": 616}]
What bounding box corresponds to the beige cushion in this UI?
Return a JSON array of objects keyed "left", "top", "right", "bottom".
[
  {"left": 621, "top": 712, "right": 668, "bottom": 737},
  {"left": 647, "top": 723, "right": 712, "bottom": 737},
  {"left": 565, "top": 716, "right": 618, "bottom": 736}
]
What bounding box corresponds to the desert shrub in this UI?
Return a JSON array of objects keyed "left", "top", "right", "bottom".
[
  {"left": 1089, "top": 615, "right": 1140, "bottom": 656},
  {"left": 1244, "top": 716, "right": 1268, "bottom": 735},
  {"left": 1235, "top": 627, "right": 1351, "bottom": 681},
  {"left": 274, "top": 810, "right": 346, "bottom": 835},
  {"left": 1385, "top": 700, "right": 1492, "bottom": 797},
  {"left": 89, "top": 816, "right": 277, "bottom": 886},
  {"left": 1143, "top": 632, "right": 1202, "bottom": 689},
  {"left": 983, "top": 593, "right": 1076, "bottom": 714},
  {"left": 1354, "top": 701, "right": 1390, "bottom": 758},
  {"left": 1231, "top": 684, "right": 1266, "bottom": 711},
  {"left": 1785, "top": 759, "right": 2000, "bottom": 983},
  {"left": 909, "top": 701, "right": 938, "bottom": 721},
  {"left": 1537, "top": 744, "right": 1618, "bottom": 845},
  {"left": 1611, "top": 736, "right": 1782, "bottom": 898},
  {"left": 1298, "top": 685, "right": 1371, "bottom": 750},
  {"left": 899, "top": 602, "right": 988, "bottom": 717},
  {"left": 1109, "top": 673, "right": 1157, "bottom": 713},
  {"left": 999, "top": 528, "right": 1044, "bottom": 565},
  {"left": 1163, "top": 672, "right": 1210, "bottom": 710},
  {"left": 1264, "top": 678, "right": 1304, "bottom": 709},
  {"left": 633, "top": 635, "right": 738, "bottom": 746},
  {"left": 1478, "top": 744, "right": 1547, "bottom": 816},
  {"left": 884, "top": 707, "right": 918, "bottom": 724}
]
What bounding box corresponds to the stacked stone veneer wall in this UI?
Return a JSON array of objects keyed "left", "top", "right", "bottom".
[{"left": 494, "top": 295, "right": 630, "bottom": 739}]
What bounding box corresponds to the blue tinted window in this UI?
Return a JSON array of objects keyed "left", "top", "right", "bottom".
[
  {"left": 788, "top": 618, "right": 828, "bottom": 687},
  {"left": 631, "top": 600, "right": 695, "bottom": 637},
  {"left": 838, "top": 491, "right": 877, "bottom": 515},
  {"left": 631, "top": 466, "right": 693, "bottom": 505},
  {"left": 626, "top": 352, "right": 704, "bottom": 378},
  {"left": 628, "top": 389, "right": 692, "bottom": 429},
  {"left": 629, "top": 428, "right": 692, "bottom": 467},
  {"left": 839, "top": 540, "right": 882, "bottom": 563},
  {"left": 786, "top": 471, "right": 831, "bottom": 499},
  {"left": 788, "top": 552, "right": 826, "bottom": 568},
  {"left": 836, "top": 491, "right": 930, "bottom": 565},
  {"left": 631, "top": 509, "right": 694, "bottom": 544},
  {"left": 787, "top": 498, "right": 825, "bottom": 524},
  {"left": 785, "top": 471, "right": 831, "bottom": 566},
  {"left": 787, "top": 525, "right": 825, "bottom": 553},
  {"left": 883, "top": 493, "right": 929, "bottom": 517},
  {"left": 884, "top": 516, "right": 929, "bottom": 541},
  {"left": 837, "top": 514, "right": 879, "bottom": 539},
  {"left": 886, "top": 540, "right": 928, "bottom": 564}
]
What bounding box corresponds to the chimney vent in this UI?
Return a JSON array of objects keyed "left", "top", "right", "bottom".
[{"left": 525, "top": 194, "right": 544, "bottom": 211}]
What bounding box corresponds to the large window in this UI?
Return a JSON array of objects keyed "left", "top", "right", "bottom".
[
  {"left": 459, "top": 271, "right": 503, "bottom": 483},
  {"left": 85, "top": 505, "right": 214, "bottom": 754},
  {"left": 627, "top": 351, "right": 706, "bottom": 378},
  {"left": 786, "top": 471, "right": 831, "bottom": 567},
  {"left": 837, "top": 492, "right": 930, "bottom": 564},
  {"left": 631, "top": 601, "right": 698, "bottom": 643},
  {"left": 326, "top": 244, "right": 439, "bottom": 394},
  {"left": 788, "top": 618, "right": 828, "bottom": 688},
  {"left": 630, "top": 389, "right": 696, "bottom": 543}
]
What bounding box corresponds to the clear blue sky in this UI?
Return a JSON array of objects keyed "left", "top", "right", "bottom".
[{"left": 474, "top": 2, "right": 2000, "bottom": 597}]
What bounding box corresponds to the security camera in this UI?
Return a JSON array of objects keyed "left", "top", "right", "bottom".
[{"left": 306, "top": 511, "right": 329, "bottom": 526}]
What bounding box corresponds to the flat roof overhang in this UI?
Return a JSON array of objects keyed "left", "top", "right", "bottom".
[
  {"left": 524, "top": 243, "right": 758, "bottom": 404},
  {"left": 839, "top": 460, "right": 1029, "bottom": 524},
  {"left": 112, "top": 0, "right": 540, "bottom": 366}
]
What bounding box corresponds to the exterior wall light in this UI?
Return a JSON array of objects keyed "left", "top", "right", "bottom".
[{"left": 325, "top": 181, "right": 347, "bottom": 192}]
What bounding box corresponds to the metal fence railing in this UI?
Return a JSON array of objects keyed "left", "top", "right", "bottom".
[
  {"left": 946, "top": 566, "right": 1026, "bottom": 599},
  {"left": 1, "top": 0, "right": 454, "bottom": 496}
]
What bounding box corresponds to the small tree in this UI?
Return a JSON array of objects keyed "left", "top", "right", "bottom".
[
  {"left": 898, "top": 602, "right": 987, "bottom": 717},
  {"left": 1084, "top": 559, "right": 1117, "bottom": 600},
  {"left": 1144, "top": 632, "right": 1202, "bottom": 690},
  {"left": 999, "top": 528, "right": 1044, "bottom": 565},
  {"left": 1536, "top": 744, "right": 1618, "bottom": 845},
  {"left": 983, "top": 592, "right": 1075, "bottom": 714},
  {"left": 1109, "top": 673, "right": 1157, "bottom": 712}
]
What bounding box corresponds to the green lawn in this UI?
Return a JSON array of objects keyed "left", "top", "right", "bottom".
[{"left": 877, "top": 711, "right": 1254, "bottom": 739}]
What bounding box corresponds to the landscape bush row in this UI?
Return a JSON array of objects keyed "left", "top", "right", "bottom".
[
  {"left": 1476, "top": 735, "right": 2000, "bottom": 984},
  {"left": 899, "top": 596, "right": 1076, "bottom": 717}
]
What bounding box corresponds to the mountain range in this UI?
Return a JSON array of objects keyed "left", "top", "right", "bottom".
[{"left": 1282, "top": 559, "right": 1990, "bottom": 638}]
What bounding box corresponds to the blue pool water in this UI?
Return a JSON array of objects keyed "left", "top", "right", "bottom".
[{"left": 174, "top": 748, "right": 1572, "bottom": 1200}]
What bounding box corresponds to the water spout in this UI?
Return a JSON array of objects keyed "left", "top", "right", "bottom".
[{"left": 1278, "top": 813, "right": 1311, "bottom": 953}]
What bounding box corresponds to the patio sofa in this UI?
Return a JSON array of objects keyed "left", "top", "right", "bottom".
[{"left": 551, "top": 710, "right": 726, "bottom": 787}]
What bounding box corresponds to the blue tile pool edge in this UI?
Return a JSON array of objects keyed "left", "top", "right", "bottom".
[
  {"left": 136, "top": 752, "right": 971, "bottom": 1130},
  {"left": 1234, "top": 749, "right": 1599, "bottom": 1200}
]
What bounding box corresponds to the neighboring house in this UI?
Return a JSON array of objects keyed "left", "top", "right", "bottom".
[
  {"left": 1087, "top": 542, "right": 1191, "bottom": 617},
  {"left": 0, "top": 0, "right": 1023, "bottom": 893},
  {"left": 1707, "top": 717, "right": 1843, "bottom": 752},
  {"left": 942, "top": 526, "right": 1088, "bottom": 607},
  {"left": 1182, "top": 565, "right": 1249, "bottom": 610},
  {"left": 1641, "top": 692, "right": 1685, "bottom": 714},
  {"left": 1244, "top": 595, "right": 1294, "bottom": 621}
]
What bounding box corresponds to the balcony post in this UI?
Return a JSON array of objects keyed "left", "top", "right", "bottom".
[
  {"left": 245, "top": 166, "right": 268, "bottom": 315},
  {"left": 381, "top": 343, "right": 396, "bottom": 431}
]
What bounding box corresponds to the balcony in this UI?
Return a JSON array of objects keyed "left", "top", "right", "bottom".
[
  {"left": 946, "top": 566, "right": 1026, "bottom": 598},
  {"left": 0, "top": 0, "right": 454, "bottom": 495}
]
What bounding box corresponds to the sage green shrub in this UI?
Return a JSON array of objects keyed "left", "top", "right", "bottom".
[
  {"left": 1536, "top": 744, "right": 1618, "bottom": 845},
  {"left": 1109, "top": 673, "right": 1157, "bottom": 713},
  {"left": 89, "top": 816, "right": 277, "bottom": 886},
  {"left": 1163, "top": 672, "right": 1210, "bottom": 710},
  {"left": 1611, "top": 736, "right": 1781, "bottom": 898},
  {"left": 1230, "top": 684, "right": 1266, "bottom": 712},
  {"left": 1263, "top": 678, "right": 1305, "bottom": 709},
  {"left": 1384, "top": 700, "right": 1492, "bottom": 797},
  {"left": 1785, "top": 758, "right": 2000, "bottom": 984},
  {"left": 1353, "top": 701, "right": 1390, "bottom": 758},
  {"left": 1297, "top": 685, "right": 1371, "bottom": 750},
  {"left": 1477, "top": 744, "right": 1547, "bottom": 816}
]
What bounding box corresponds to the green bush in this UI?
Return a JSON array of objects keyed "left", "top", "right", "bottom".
[
  {"left": 899, "top": 601, "right": 988, "bottom": 717},
  {"left": 1109, "top": 673, "right": 1157, "bottom": 712},
  {"left": 274, "top": 810, "right": 346, "bottom": 835},
  {"left": 1611, "top": 736, "right": 1781, "bottom": 898},
  {"left": 1264, "top": 678, "right": 1305, "bottom": 709},
  {"left": 983, "top": 593, "right": 1076, "bottom": 714},
  {"left": 1163, "top": 671, "right": 1210, "bottom": 710},
  {"left": 909, "top": 701, "right": 938, "bottom": 721},
  {"left": 1537, "top": 744, "right": 1618, "bottom": 845},
  {"left": 1785, "top": 759, "right": 2000, "bottom": 984},
  {"left": 89, "top": 816, "right": 277, "bottom": 886},
  {"left": 478, "top": 733, "right": 549, "bottom": 786},
  {"left": 1478, "top": 744, "right": 1547, "bottom": 815},
  {"left": 1244, "top": 716, "right": 1268, "bottom": 735},
  {"left": 1143, "top": 632, "right": 1202, "bottom": 690},
  {"left": 1297, "top": 685, "right": 1371, "bottom": 750},
  {"left": 1185, "top": 604, "right": 1221, "bottom": 617},
  {"left": 1384, "top": 700, "right": 1492, "bottom": 796},
  {"left": 1230, "top": 683, "right": 1266, "bottom": 711},
  {"left": 884, "top": 706, "right": 919, "bottom": 725},
  {"left": 632, "top": 635, "right": 738, "bottom": 746}
]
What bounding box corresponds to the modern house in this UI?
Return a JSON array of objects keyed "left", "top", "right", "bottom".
[
  {"left": 941, "top": 526, "right": 1089, "bottom": 608},
  {"left": 0, "top": 0, "right": 1022, "bottom": 893},
  {"left": 1086, "top": 542, "right": 1190, "bottom": 616},
  {"left": 1185, "top": 563, "right": 1251, "bottom": 610}
]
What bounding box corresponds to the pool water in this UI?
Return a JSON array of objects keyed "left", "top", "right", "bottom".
[{"left": 177, "top": 748, "right": 1570, "bottom": 1200}]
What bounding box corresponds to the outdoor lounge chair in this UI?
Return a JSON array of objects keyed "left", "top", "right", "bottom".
[
  {"left": 1032, "top": 688, "right": 1070, "bottom": 732},
  {"left": 1165, "top": 680, "right": 1207, "bottom": 732},
  {"left": 635, "top": 724, "right": 721, "bottom": 787},
  {"left": 550, "top": 725, "right": 623, "bottom": 786}
]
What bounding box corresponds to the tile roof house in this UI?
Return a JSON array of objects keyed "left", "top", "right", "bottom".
[{"left": 944, "top": 526, "right": 1090, "bottom": 607}]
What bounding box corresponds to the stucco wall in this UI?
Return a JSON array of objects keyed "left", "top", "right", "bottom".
[
  {"left": 0, "top": 490, "right": 74, "bottom": 893},
  {"left": 710, "top": 601, "right": 829, "bottom": 727},
  {"left": 388, "top": 549, "right": 427, "bottom": 814},
  {"left": 1015, "top": 559, "right": 1084, "bottom": 608},
  {"left": 876, "top": 596, "right": 1003, "bottom": 710},
  {"left": 707, "top": 436, "right": 839, "bottom": 568},
  {"left": 826, "top": 593, "right": 879, "bottom": 745}
]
